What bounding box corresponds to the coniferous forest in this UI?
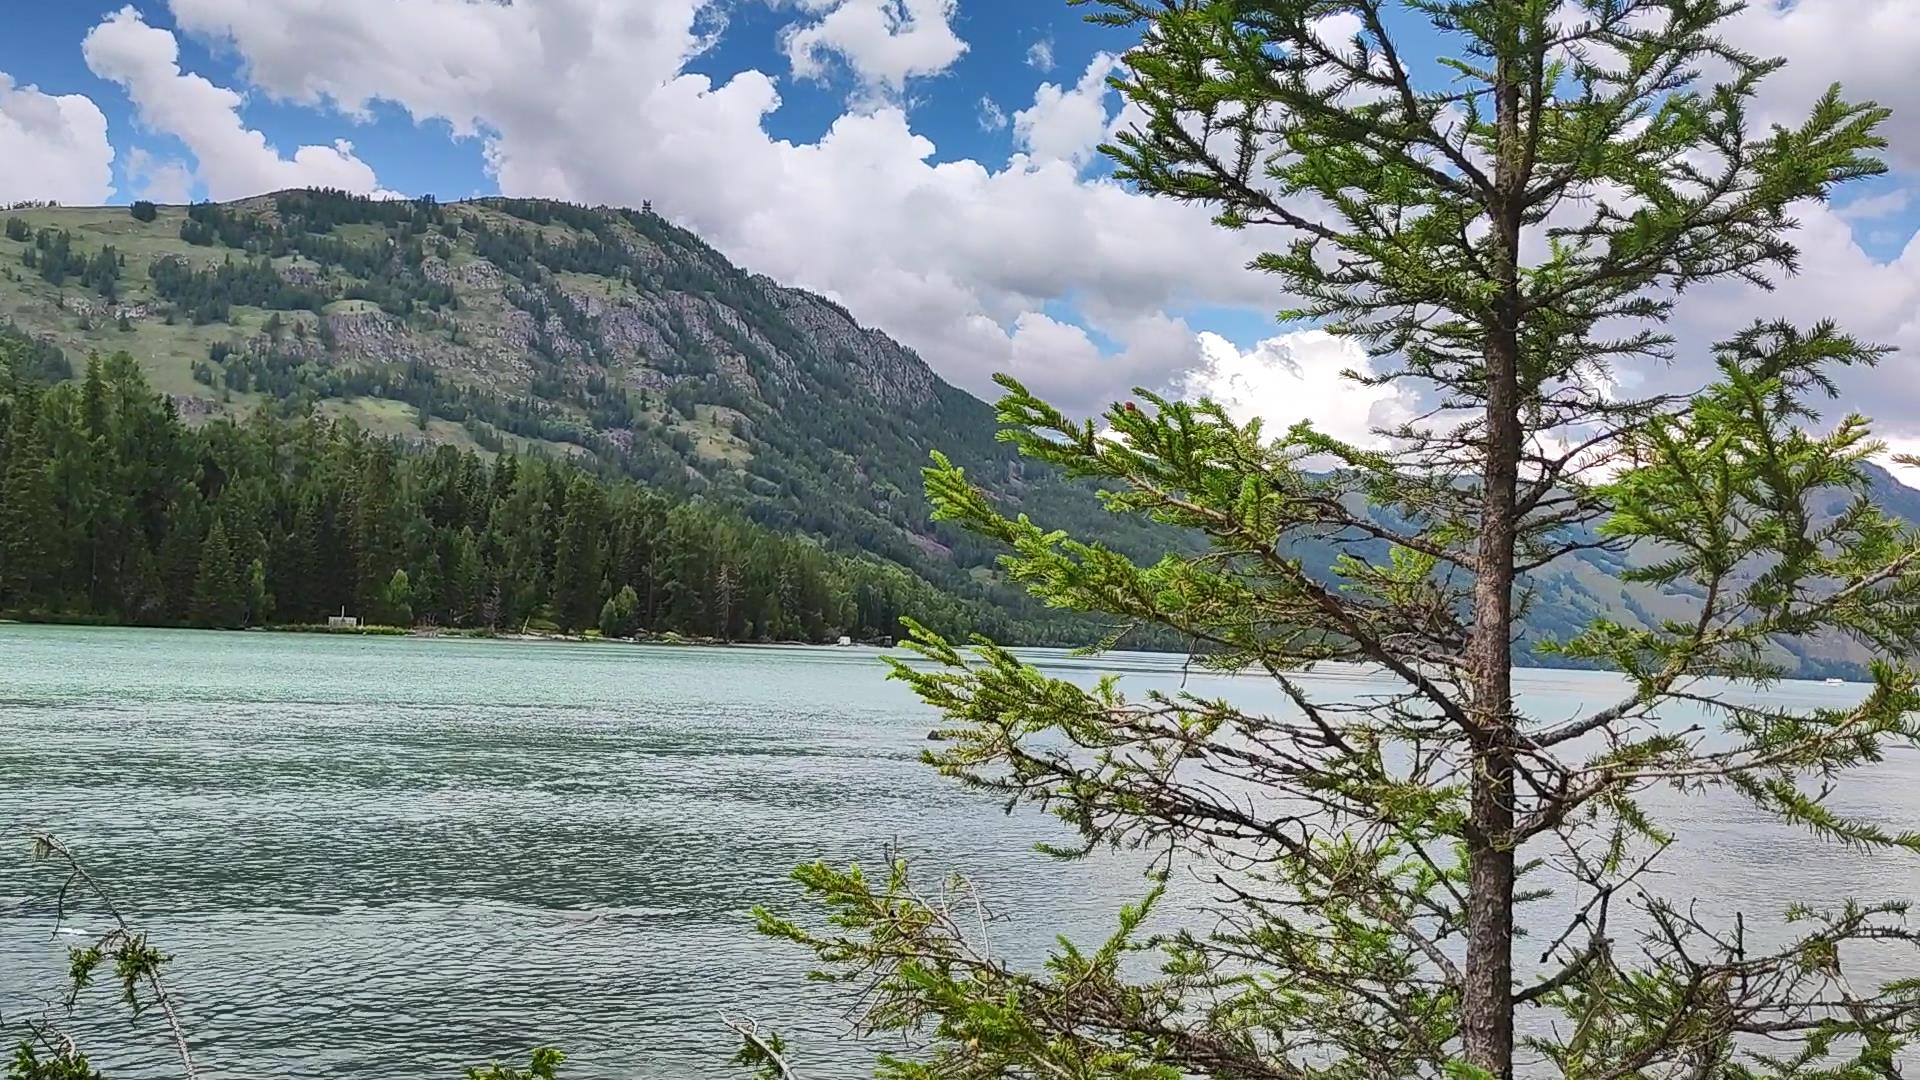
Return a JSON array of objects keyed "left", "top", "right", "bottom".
[{"left": 0, "top": 329, "right": 1035, "bottom": 643}]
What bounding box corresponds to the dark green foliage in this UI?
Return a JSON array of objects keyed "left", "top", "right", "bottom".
[
  {"left": 129, "top": 201, "right": 158, "bottom": 223},
  {"left": 149, "top": 256, "right": 327, "bottom": 324},
  {"left": 551, "top": 474, "right": 607, "bottom": 630},
  {"left": 190, "top": 518, "right": 246, "bottom": 628},
  {"left": 3, "top": 217, "right": 29, "bottom": 242},
  {"left": 276, "top": 188, "right": 445, "bottom": 233},
  {"left": 0, "top": 350, "right": 1034, "bottom": 643},
  {"left": 0, "top": 382, "right": 58, "bottom": 608},
  {"left": 0, "top": 323, "right": 71, "bottom": 383},
  {"left": 21, "top": 230, "right": 121, "bottom": 298}
]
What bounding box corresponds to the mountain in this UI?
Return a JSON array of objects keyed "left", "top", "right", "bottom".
[
  {"left": 3, "top": 190, "right": 1916, "bottom": 675},
  {"left": 0, "top": 190, "right": 1188, "bottom": 640},
  {"left": 1522, "top": 461, "right": 1920, "bottom": 680}
]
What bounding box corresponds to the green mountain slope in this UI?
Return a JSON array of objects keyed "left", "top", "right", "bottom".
[
  {"left": 3, "top": 190, "right": 1915, "bottom": 674},
  {"left": 0, "top": 190, "right": 1188, "bottom": 639}
]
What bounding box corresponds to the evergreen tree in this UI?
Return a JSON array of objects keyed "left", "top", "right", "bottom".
[
  {"left": 155, "top": 506, "right": 201, "bottom": 623},
  {"left": 351, "top": 443, "right": 405, "bottom": 616},
  {"left": 0, "top": 385, "right": 55, "bottom": 609},
  {"left": 189, "top": 518, "right": 245, "bottom": 628},
  {"left": 80, "top": 356, "right": 108, "bottom": 440},
  {"left": 751, "top": 4, "right": 1920, "bottom": 1080},
  {"left": 550, "top": 474, "right": 606, "bottom": 630}
]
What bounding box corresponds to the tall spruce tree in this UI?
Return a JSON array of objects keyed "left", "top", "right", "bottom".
[
  {"left": 0, "top": 384, "right": 56, "bottom": 610},
  {"left": 752, "top": 3, "right": 1920, "bottom": 1079},
  {"left": 189, "top": 517, "right": 245, "bottom": 629},
  {"left": 551, "top": 473, "right": 608, "bottom": 632}
]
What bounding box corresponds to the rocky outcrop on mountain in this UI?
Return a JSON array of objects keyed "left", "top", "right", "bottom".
[{"left": 766, "top": 281, "right": 937, "bottom": 409}]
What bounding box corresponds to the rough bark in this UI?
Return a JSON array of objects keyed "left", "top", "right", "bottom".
[{"left": 1463, "top": 29, "right": 1525, "bottom": 1080}]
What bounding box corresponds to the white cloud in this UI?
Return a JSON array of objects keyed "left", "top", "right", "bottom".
[
  {"left": 82, "top": 5, "right": 390, "bottom": 202},
  {"left": 1184, "top": 330, "right": 1419, "bottom": 449},
  {"left": 1026, "top": 38, "right": 1055, "bottom": 73},
  {"left": 1835, "top": 188, "right": 1911, "bottom": 223},
  {"left": 1727, "top": 0, "right": 1920, "bottom": 172},
  {"left": 976, "top": 95, "right": 1006, "bottom": 132},
  {"left": 0, "top": 72, "right": 114, "bottom": 206},
  {"left": 783, "top": 0, "right": 967, "bottom": 105},
  {"left": 1654, "top": 199, "right": 1920, "bottom": 446},
  {"left": 1014, "top": 53, "right": 1119, "bottom": 169},
  {"left": 125, "top": 147, "right": 195, "bottom": 203}
]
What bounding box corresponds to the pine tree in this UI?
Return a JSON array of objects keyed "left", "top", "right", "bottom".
[
  {"left": 447, "top": 527, "right": 486, "bottom": 627},
  {"left": 550, "top": 473, "right": 606, "bottom": 631},
  {"left": 155, "top": 506, "right": 201, "bottom": 623},
  {"left": 189, "top": 518, "right": 245, "bottom": 629},
  {"left": 351, "top": 443, "right": 405, "bottom": 616},
  {"left": 80, "top": 355, "right": 108, "bottom": 440},
  {"left": 0, "top": 385, "right": 56, "bottom": 609},
  {"left": 751, "top": 4, "right": 1920, "bottom": 1079}
]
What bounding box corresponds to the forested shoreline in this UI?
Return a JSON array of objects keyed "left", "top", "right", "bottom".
[{"left": 0, "top": 335, "right": 1034, "bottom": 644}]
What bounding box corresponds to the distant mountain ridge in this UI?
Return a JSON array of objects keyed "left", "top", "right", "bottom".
[{"left": 3, "top": 189, "right": 1916, "bottom": 675}]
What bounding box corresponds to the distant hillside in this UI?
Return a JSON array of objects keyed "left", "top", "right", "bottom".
[
  {"left": 0, "top": 190, "right": 1188, "bottom": 639},
  {"left": 4, "top": 190, "right": 1916, "bottom": 675}
]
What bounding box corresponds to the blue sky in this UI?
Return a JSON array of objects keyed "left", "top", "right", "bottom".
[
  {"left": 4, "top": 0, "right": 1920, "bottom": 447},
  {"left": 1, "top": 1, "right": 1134, "bottom": 205}
]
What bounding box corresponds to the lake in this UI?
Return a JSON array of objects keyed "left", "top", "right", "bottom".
[{"left": 3, "top": 625, "right": 1918, "bottom": 1078}]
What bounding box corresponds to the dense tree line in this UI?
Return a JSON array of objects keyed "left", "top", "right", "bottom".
[
  {"left": 176, "top": 195, "right": 456, "bottom": 316},
  {"left": 0, "top": 338, "right": 1025, "bottom": 643},
  {"left": 16, "top": 228, "right": 122, "bottom": 298},
  {"left": 150, "top": 255, "right": 330, "bottom": 324}
]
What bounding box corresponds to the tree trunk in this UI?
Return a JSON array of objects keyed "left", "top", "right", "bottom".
[
  {"left": 1464, "top": 329, "right": 1521, "bottom": 1079},
  {"left": 1464, "top": 28, "right": 1525, "bottom": 1080}
]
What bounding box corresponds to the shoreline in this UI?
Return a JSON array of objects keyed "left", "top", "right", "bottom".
[
  {"left": 0, "top": 615, "right": 886, "bottom": 651},
  {"left": 0, "top": 617, "right": 1875, "bottom": 684}
]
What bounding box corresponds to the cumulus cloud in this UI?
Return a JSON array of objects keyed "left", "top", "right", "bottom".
[
  {"left": 1726, "top": 0, "right": 1920, "bottom": 171},
  {"left": 1014, "top": 53, "right": 1119, "bottom": 169},
  {"left": 82, "top": 5, "right": 390, "bottom": 202},
  {"left": 783, "top": 0, "right": 967, "bottom": 105},
  {"left": 1184, "top": 330, "right": 1419, "bottom": 449},
  {"left": 1836, "top": 188, "right": 1911, "bottom": 223},
  {"left": 125, "top": 147, "right": 195, "bottom": 204},
  {"left": 0, "top": 72, "right": 114, "bottom": 206}
]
